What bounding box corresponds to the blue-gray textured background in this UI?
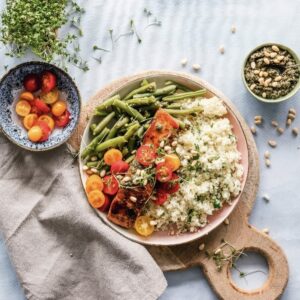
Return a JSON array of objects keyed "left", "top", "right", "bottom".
[{"left": 0, "top": 0, "right": 299, "bottom": 299}]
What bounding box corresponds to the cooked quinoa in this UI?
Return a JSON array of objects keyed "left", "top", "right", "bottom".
[{"left": 145, "top": 96, "right": 244, "bottom": 233}]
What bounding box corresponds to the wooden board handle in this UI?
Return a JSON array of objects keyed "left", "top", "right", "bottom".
[{"left": 200, "top": 225, "right": 288, "bottom": 300}]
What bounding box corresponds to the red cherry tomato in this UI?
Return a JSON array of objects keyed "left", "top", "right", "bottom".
[
  {"left": 103, "top": 175, "right": 119, "bottom": 195},
  {"left": 36, "top": 120, "right": 51, "bottom": 142},
  {"left": 41, "top": 71, "right": 57, "bottom": 93},
  {"left": 111, "top": 160, "right": 130, "bottom": 174},
  {"left": 156, "top": 163, "right": 172, "bottom": 182},
  {"left": 98, "top": 195, "right": 111, "bottom": 212},
  {"left": 154, "top": 191, "right": 169, "bottom": 205},
  {"left": 136, "top": 145, "right": 156, "bottom": 166},
  {"left": 34, "top": 98, "right": 50, "bottom": 113},
  {"left": 23, "top": 74, "right": 40, "bottom": 92},
  {"left": 159, "top": 174, "right": 180, "bottom": 194},
  {"left": 54, "top": 109, "right": 70, "bottom": 127}
]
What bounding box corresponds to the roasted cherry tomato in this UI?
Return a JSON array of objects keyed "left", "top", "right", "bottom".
[
  {"left": 34, "top": 98, "right": 50, "bottom": 113},
  {"left": 164, "top": 154, "right": 181, "bottom": 171},
  {"left": 54, "top": 109, "right": 70, "bottom": 127},
  {"left": 20, "top": 91, "right": 34, "bottom": 102},
  {"left": 159, "top": 174, "right": 180, "bottom": 194},
  {"left": 102, "top": 175, "right": 119, "bottom": 195},
  {"left": 154, "top": 191, "right": 169, "bottom": 205},
  {"left": 134, "top": 216, "right": 154, "bottom": 237},
  {"left": 28, "top": 125, "right": 43, "bottom": 142},
  {"left": 23, "top": 113, "right": 38, "bottom": 130},
  {"left": 87, "top": 190, "right": 105, "bottom": 208},
  {"left": 111, "top": 160, "right": 129, "bottom": 174},
  {"left": 38, "top": 115, "right": 55, "bottom": 131},
  {"left": 104, "top": 149, "right": 123, "bottom": 166},
  {"left": 136, "top": 145, "right": 156, "bottom": 166},
  {"left": 23, "top": 74, "right": 40, "bottom": 92},
  {"left": 86, "top": 174, "right": 104, "bottom": 193},
  {"left": 51, "top": 100, "right": 67, "bottom": 117},
  {"left": 156, "top": 163, "right": 173, "bottom": 182},
  {"left": 41, "top": 89, "right": 59, "bottom": 104},
  {"left": 36, "top": 120, "right": 51, "bottom": 142},
  {"left": 98, "top": 194, "right": 111, "bottom": 212},
  {"left": 41, "top": 71, "right": 57, "bottom": 93},
  {"left": 16, "top": 100, "right": 31, "bottom": 117}
]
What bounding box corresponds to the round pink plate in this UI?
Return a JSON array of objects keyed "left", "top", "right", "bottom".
[{"left": 79, "top": 72, "right": 249, "bottom": 246}]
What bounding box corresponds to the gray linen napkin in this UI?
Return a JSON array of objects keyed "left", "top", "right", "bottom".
[{"left": 0, "top": 134, "right": 167, "bottom": 300}]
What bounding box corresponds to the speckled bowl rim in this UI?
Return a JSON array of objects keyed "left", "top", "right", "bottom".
[
  {"left": 0, "top": 61, "right": 81, "bottom": 152},
  {"left": 242, "top": 42, "right": 300, "bottom": 103}
]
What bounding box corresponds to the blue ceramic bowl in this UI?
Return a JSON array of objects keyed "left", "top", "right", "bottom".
[{"left": 0, "top": 61, "right": 81, "bottom": 151}]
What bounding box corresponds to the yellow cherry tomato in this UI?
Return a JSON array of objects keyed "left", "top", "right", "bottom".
[
  {"left": 104, "top": 149, "right": 123, "bottom": 166},
  {"left": 134, "top": 216, "right": 154, "bottom": 237},
  {"left": 38, "top": 115, "right": 55, "bottom": 131},
  {"left": 16, "top": 100, "right": 31, "bottom": 117},
  {"left": 23, "top": 113, "right": 38, "bottom": 130},
  {"left": 51, "top": 100, "right": 67, "bottom": 117},
  {"left": 20, "top": 91, "right": 34, "bottom": 102},
  {"left": 164, "top": 154, "right": 181, "bottom": 171},
  {"left": 41, "top": 89, "right": 59, "bottom": 104},
  {"left": 28, "top": 125, "right": 42, "bottom": 142},
  {"left": 87, "top": 190, "right": 105, "bottom": 208},
  {"left": 86, "top": 174, "right": 104, "bottom": 193}
]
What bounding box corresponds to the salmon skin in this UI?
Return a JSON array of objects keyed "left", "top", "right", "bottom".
[{"left": 107, "top": 109, "right": 179, "bottom": 228}]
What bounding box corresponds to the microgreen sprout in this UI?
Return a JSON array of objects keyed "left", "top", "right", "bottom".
[
  {"left": 130, "top": 20, "right": 142, "bottom": 44},
  {"left": 0, "top": 0, "right": 87, "bottom": 72}
]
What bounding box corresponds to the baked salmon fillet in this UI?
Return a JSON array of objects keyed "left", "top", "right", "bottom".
[{"left": 107, "top": 109, "right": 179, "bottom": 228}]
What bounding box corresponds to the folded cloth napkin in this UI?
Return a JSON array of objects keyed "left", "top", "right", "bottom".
[{"left": 0, "top": 134, "right": 167, "bottom": 300}]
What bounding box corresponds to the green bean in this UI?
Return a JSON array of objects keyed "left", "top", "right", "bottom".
[
  {"left": 164, "top": 81, "right": 191, "bottom": 92},
  {"left": 124, "top": 123, "right": 140, "bottom": 140},
  {"left": 164, "top": 107, "right": 203, "bottom": 115},
  {"left": 96, "top": 136, "right": 127, "bottom": 152},
  {"left": 105, "top": 116, "right": 129, "bottom": 140},
  {"left": 135, "top": 126, "right": 145, "bottom": 139},
  {"left": 133, "top": 93, "right": 153, "bottom": 98},
  {"left": 124, "top": 82, "right": 156, "bottom": 100},
  {"left": 154, "top": 85, "right": 176, "bottom": 96},
  {"left": 140, "top": 79, "right": 149, "bottom": 86},
  {"left": 173, "top": 118, "right": 186, "bottom": 129},
  {"left": 125, "top": 96, "right": 156, "bottom": 107},
  {"left": 166, "top": 103, "right": 183, "bottom": 109},
  {"left": 93, "top": 111, "right": 116, "bottom": 136},
  {"left": 128, "top": 137, "right": 136, "bottom": 152},
  {"left": 122, "top": 147, "right": 129, "bottom": 157},
  {"left": 125, "top": 155, "right": 135, "bottom": 163},
  {"left": 95, "top": 95, "right": 120, "bottom": 111},
  {"left": 137, "top": 103, "right": 160, "bottom": 112},
  {"left": 94, "top": 110, "right": 109, "bottom": 117},
  {"left": 112, "top": 99, "right": 145, "bottom": 122},
  {"left": 81, "top": 127, "right": 110, "bottom": 159},
  {"left": 86, "top": 161, "right": 100, "bottom": 168},
  {"left": 90, "top": 123, "right": 97, "bottom": 131},
  {"left": 163, "top": 90, "right": 206, "bottom": 102}
]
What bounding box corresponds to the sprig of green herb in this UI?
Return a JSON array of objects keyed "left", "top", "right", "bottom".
[
  {"left": 1, "top": 0, "right": 87, "bottom": 71},
  {"left": 92, "top": 8, "right": 162, "bottom": 62}
]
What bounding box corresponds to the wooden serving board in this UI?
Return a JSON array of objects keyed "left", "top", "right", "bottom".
[{"left": 69, "top": 71, "right": 288, "bottom": 300}]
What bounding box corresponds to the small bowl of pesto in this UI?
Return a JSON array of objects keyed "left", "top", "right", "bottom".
[{"left": 242, "top": 43, "right": 300, "bottom": 103}]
